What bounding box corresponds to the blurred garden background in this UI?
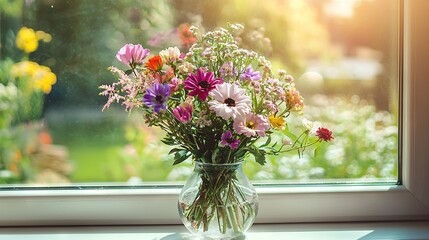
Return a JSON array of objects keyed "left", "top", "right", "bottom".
[{"left": 0, "top": 0, "right": 399, "bottom": 184}]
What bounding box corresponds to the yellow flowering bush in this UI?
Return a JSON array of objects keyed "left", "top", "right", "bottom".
[
  {"left": 11, "top": 27, "right": 56, "bottom": 94},
  {"left": 0, "top": 26, "right": 57, "bottom": 183}
]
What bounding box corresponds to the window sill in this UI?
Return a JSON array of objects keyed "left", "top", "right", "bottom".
[
  {"left": 1, "top": 184, "right": 428, "bottom": 226},
  {"left": 0, "top": 221, "right": 428, "bottom": 240}
]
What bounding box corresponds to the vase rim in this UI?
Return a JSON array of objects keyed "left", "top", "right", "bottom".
[{"left": 194, "top": 160, "right": 244, "bottom": 167}]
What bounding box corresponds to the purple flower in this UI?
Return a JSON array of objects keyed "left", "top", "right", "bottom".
[
  {"left": 184, "top": 68, "right": 223, "bottom": 101},
  {"left": 240, "top": 65, "right": 262, "bottom": 81},
  {"left": 172, "top": 103, "right": 193, "bottom": 123},
  {"left": 220, "top": 131, "right": 240, "bottom": 149},
  {"left": 143, "top": 83, "right": 171, "bottom": 113},
  {"left": 116, "top": 44, "right": 150, "bottom": 66}
]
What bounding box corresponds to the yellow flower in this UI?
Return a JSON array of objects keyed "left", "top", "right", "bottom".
[
  {"left": 36, "top": 30, "right": 52, "bottom": 43},
  {"left": 33, "top": 65, "right": 57, "bottom": 94},
  {"left": 286, "top": 87, "right": 304, "bottom": 112},
  {"left": 11, "top": 61, "right": 38, "bottom": 78},
  {"left": 11, "top": 61, "right": 57, "bottom": 94},
  {"left": 269, "top": 115, "right": 285, "bottom": 129},
  {"left": 16, "top": 27, "right": 39, "bottom": 53}
]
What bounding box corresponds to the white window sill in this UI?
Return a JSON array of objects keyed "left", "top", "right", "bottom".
[{"left": 0, "top": 221, "right": 428, "bottom": 240}]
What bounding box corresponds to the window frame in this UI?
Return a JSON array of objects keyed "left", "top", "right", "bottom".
[{"left": 0, "top": 0, "right": 428, "bottom": 226}]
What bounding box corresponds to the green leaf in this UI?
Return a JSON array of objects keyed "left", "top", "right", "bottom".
[
  {"left": 125, "top": 69, "right": 133, "bottom": 75},
  {"left": 259, "top": 136, "right": 271, "bottom": 148},
  {"left": 282, "top": 124, "right": 299, "bottom": 142},
  {"left": 313, "top": 141, "right": 322, "bottom": 157},
  {"left": 314, "top": 146, "right": 320, "bottom": 158},
  {"left": 247, "top": 147, "right": 266, "bottom": 165},
  {"left": 161, "top": 137, "right": 176, "bottom": 145},
  {"left": 168, "top": 148, "right": 183, "bottom": 155},
  {"left": 173, "top": 150, "right": 190, "bottom": 165},
  {"left": 211, "top": 148, "right": 219, "bottom": 163}
]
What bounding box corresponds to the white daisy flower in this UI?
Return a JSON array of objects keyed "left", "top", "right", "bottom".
[{"left": 208, "top": 83, "right": 251, "bottom": 120}]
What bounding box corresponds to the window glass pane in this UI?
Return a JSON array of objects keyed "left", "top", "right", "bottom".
[{"left": 0, "top": 0, "right": 399, "bottom": 185}]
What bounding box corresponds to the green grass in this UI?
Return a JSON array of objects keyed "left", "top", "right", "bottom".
[
  {"left": 45, "top": 107, "right": 132, "bottom": 182},
  {"left": 67, "top": 143, "right": 127, "bottom": 182}
]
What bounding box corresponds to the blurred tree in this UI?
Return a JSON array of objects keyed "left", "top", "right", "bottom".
[
  {"left": 319, "top": 0, "right": 399, "bottom": 111},
  {"left": 350, "top": 0, "right": 398, "bottom": 112},
  {"left": 171, "top": 0, "right": 331, "bottom": 74},
  {"left": 22, "top": 0, "right": 173, "bottom": 108},
  {"left": 0, "top": 0, "right": 23, "bottom": 60}
]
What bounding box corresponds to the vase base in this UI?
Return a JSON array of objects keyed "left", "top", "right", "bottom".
[{"left": 193, "top": 232, "right": 246, "bottom": 240}]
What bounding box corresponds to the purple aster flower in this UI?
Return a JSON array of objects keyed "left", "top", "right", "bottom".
[
  {"left": 116, "top": 44, "right": 150, "bottom": 66},
  {"left": 220, "top": 131, "right": 240, "bottom": 149},
  {"left": 143, "top": 83, "right": 171, "bottom": 113},
  {"left": 184, "top": 68, "right": 223, "bottom": 101},
  {"left": 240, "top": 65, "right": 262, "bottom": 81}
]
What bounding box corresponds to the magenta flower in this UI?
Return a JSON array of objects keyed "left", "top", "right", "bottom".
[
  {"left": 143, "top": 83, "right": 171, "bottom": 113},
  {"left": 220, "top": 131, "right": 240, "bottom": 149},
  {"left": 173, "top": 103, "right": 193, "bottom": 123},
  {"left": 240, "top": 65, "right": 262, "bottom": 81},
  {"left": 116, "top": 44, "right": 150, "bottom": 66},
  {"left": 184, "top": 68, "right": 223, "bottom": 101}
]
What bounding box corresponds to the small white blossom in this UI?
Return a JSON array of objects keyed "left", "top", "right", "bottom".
[
  {"left": 302, "top": 118, "right": 321, "bottom": 134},
  {"left": 159, "top": 47, "right": 180, "bottom": 64},
  {"left": 178, "top": 62, "right": 195, "bottom": 75}
]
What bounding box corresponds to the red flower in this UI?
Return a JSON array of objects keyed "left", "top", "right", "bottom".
[
  {"left": 145, "top": 55, "right": 163, "bottom": 72},
  {"left": 178, "top": 23, "right": 196, "bottom": 48},
  {"left": 38, "top": 131, "right": 52, "bottom": 145},
  {"left": 316, "top": 127, "right": 334, "bottom": 142}
]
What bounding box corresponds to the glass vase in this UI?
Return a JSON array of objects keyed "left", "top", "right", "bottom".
[{"left": 178, "top": 161, "right": 258, "bottom": 240}]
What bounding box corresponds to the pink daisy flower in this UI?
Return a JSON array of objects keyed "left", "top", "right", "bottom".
[
  {"left": 208, "top": 83, "right": 251, "bottom": 120},
  {"left": 233, "top": 113, "right": 270, "bottom": 137},
  {"left": 116, "top": 44, "right": 149, "bottom": 66},
  {"left": 184, "top": 68, "right": 223, "bottom": 101}
]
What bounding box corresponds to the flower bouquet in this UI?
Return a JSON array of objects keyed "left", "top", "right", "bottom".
[{"left": 100, "top": 23, "right": 332, "bottom": 238}]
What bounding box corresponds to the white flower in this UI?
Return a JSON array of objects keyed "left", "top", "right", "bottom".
[
  {"left": 302, "top": 118, "right": 321, "bottom": 134},
  {"left": 208, "top": 83, "right": 251, "bottom": 120},
  {"left": 159, "top": 47, "right": 180, "bottom": 64},
  {"left": 178, "top": 62, "right": 195, "bottom": 75}
]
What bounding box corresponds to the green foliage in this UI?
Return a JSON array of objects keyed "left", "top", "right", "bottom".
[
  {"left": 0, "top": 0, "right": 23, "bottom": 17},
  {"left": 0, "top": 50, "right": 45, "bottom": 183},
  {"left": 246, "top": 146, "right": 266, "bottom": 165},
  {"left": 244, "top": 96, "right": 398, "bottom": 181}
]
